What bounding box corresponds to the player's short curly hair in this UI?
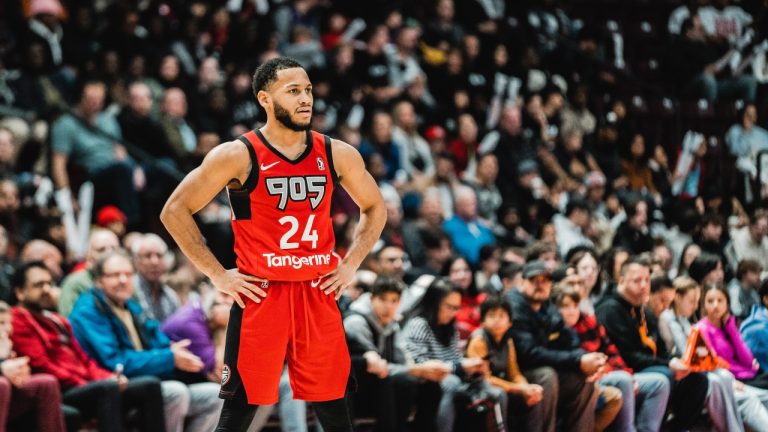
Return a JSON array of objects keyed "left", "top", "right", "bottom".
[{"left": 252, "top": 57, "right": 303, "bottom": 97}]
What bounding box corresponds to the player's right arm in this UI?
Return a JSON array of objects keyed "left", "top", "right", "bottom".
[{"left": 160, "top": 141, "right": 267, "bottom": 307}]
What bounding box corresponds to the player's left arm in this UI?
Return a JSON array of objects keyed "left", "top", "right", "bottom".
[{"left": 320, "top": 139, "right": 386, "bottom": 299}]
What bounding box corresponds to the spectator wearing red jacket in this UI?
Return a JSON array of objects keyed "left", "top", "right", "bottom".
[
  {"left": 0, "top": 299, "right": 65, "bottom": 432},
  {"left": 10, "top": 261, "right": 165, "bottom": 432}
]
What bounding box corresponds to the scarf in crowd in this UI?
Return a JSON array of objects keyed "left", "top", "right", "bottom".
[{"left": 633, "top": 305, "right": 657, "bottom": 356}]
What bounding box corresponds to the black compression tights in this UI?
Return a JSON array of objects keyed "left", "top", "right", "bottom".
[{"left": 214, "top": 391, "right": 354, "bottom": 432}]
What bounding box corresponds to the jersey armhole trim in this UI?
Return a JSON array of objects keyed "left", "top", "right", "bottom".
[
  {"left": 324, "top": 135, "right": 340, "bottom": 185},
  {"left": 236, "top": 135, "right": 259, "bottom": 191}
]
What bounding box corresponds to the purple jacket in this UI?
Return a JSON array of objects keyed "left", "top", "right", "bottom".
[
  {"left": 698, "top": 316, "right": 757, "bottom": 380},
  {"left": 160, "top": 300, "right": 216, "bottom": 373}
]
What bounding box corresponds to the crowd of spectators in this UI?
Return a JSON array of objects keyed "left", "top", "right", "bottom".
[{"left": 1, "top": 0, "right": 768, "bottom": 430}]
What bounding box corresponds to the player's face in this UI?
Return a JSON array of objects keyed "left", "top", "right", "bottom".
[{"left": 268, "top": 68, "right": 313, "bottom": 131}]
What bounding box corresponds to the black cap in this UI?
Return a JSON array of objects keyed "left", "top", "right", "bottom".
[{"left": 523, "top": 260, "right": 549, "bottom": 279}]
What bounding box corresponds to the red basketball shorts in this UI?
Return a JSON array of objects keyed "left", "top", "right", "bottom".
[{"left": 218, "top": 280, "right": 350, "bottom": 405}]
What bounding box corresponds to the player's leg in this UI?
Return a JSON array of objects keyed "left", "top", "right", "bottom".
[
  {"left": 215, "top": 389, "right": 259, "bottom": 432},
  {"left": 313, "top": 393, "right": 354, "bottom": 432},
  {"left": 288, "top": 281, "right": 353, "bottom": 430},
  {"left": 216, "top": 290, "right": 289, "bottom": 432}
]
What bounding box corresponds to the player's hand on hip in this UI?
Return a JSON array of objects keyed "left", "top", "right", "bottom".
[
  {"left": 319, "top": 260, "right": 357, "bottom": 300},
  {"left": 212, "top": 269, "right": 268, "bottom": 308}
]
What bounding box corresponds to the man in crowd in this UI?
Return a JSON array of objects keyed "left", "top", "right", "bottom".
[
  {"left": 58, "top": 228, "right": 120, "bottom": 317},
  {"left": 507, "top": 260, "right": 600, "bottom": 431},
  {"left": 730, "top": 209, "right": 768, "bottom": 270},
  {"left": 50, "top": 80, "right": 142, "bottom": 228},
  {"left": 344, "top": 276, "right": 439, "bottom": 432},
  {"left": 596, "top": 255, "right": 709, "bottom": 431},
  {"left": 69, "top": 250, "right": 222, "bottom": 432},
  {"left": 729, "top": 259, "right": 763, "bottom": 320},
  {"left": 131, "top": 233, "right": 180, "bottom": 322},
  {"left": 442, "top": 186, "right": 495, "bottom": 266},
  {"left": 11, "top": 260, "right": 166, "bottom": 431}
]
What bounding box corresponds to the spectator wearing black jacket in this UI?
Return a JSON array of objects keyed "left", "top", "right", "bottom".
[
  {"left": 506, "top": 260, "right": 600, "bottom": 431},
  {"left": 596, "top": 255, "right": 709, "bottom": 431}
]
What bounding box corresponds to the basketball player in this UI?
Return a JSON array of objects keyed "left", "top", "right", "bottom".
[{"left": 161, "top": 57, "right": 386, "bottom": 432}]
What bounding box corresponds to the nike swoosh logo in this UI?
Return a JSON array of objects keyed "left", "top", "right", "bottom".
[
  {"left": 310, "top": 278, "right": 322, "bottom": 287},
  {"left": 260, "top": 161, "right": 280, "bottom": 171}
]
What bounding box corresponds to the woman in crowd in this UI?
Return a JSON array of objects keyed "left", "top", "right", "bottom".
[
  {"left": 403, "top": 277, "right": 501, "bottom": 432},
  {"left": 567, "top": 248, "right": 602, "bottom": 314},
  {"left": 688, "top": 252, "right": 726, "bottom": 286},
  {"left": 699, "top": 284, "right": 768, "bottom": 390},
  {"left": 441, "top": 256, "right": 485, "bottom": 341},
  {"left": 661, "top": 277, "right": 768, "bottom": 431}
]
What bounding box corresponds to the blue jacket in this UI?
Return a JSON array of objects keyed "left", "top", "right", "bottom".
[
  {"left": 740, "top": 304, "right": 768, "bottom": 372},
  {"left": 70, "top": 288, "right": 175, "bottom": 378},
  {"left": 442, "top": 216, "right": 495, "bottom": 265}
]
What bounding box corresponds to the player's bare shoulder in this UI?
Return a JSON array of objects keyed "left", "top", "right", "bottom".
[
  {"left": 329, "top": 138, "right": 365, "bottom": 181},
  {"left": 201, "top": 139, "right": 253, "bottom": 187}
]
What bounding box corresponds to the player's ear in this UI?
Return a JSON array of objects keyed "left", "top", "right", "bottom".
[{"left": 257, "top": 90, "right": 270, "bottom": 108}]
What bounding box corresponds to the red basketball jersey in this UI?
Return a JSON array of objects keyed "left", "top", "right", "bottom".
[{"left": 227, "top": 129, "right": 339, "bottom": 281}]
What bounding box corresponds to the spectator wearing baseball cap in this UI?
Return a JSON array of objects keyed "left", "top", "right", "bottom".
[
  {"left": 506, "top": 260, "right": 600, "bottom": 431},
  {"left": 96, "top": 206, "right": 127, "bottom": 239}
]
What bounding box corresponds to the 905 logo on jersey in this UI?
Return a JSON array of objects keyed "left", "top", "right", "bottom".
[{"left": 265, "top": 176, "right": 327, "bottom": 211}]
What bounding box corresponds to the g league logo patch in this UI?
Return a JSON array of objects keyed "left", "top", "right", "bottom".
[
  {"left": 221, "top": 364, "right": 231, "bottom": 385},
  {"left": 317, "top": 157, "right": 325, "bottom": 171}
]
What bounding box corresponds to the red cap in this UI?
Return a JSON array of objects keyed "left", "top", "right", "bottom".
[
  {"left": 29, "top": 0, "right": 64, "bottom": 16},
  {"left": 96, "top": 206, "right": 127, "bottom": 227},
  {"left": 424, "top": 125, "right": 446, "bottom": 141}
]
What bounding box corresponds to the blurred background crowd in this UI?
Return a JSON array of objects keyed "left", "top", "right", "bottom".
[{"left": 2, "top": 0, "right": 768, "bottom": 430}]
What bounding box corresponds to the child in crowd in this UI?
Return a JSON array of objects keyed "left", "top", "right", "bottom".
[{"left": 466, "top": 296, "right": 550, "bottom": 431}]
